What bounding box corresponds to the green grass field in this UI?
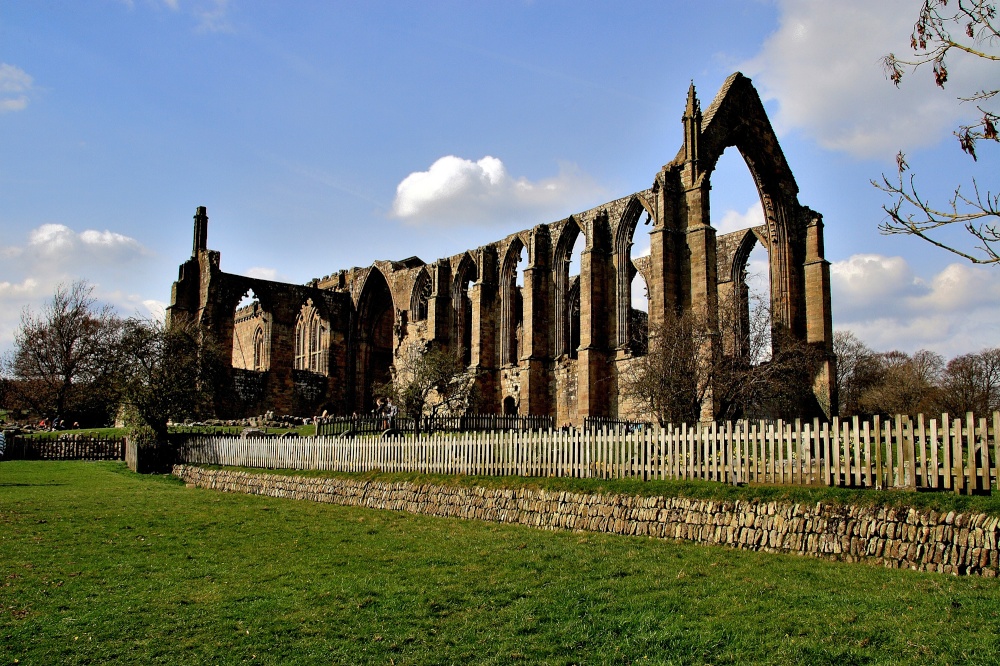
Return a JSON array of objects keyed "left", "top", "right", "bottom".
[{"left": 3, "top": 462, "right": 1000, "bottom": 665}]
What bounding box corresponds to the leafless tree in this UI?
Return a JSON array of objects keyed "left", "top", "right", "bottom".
[
  {"left": 618, "top": 310, "right": 706, "bottom": 426},
  {"left": 2, "top": 280, "right": 123, "bottom": 423},
  {"left": 834, "top": 330, "right": 881, "bottom": 416},
  {"left": 376, "top": 340, "right": 481, "bottom": 427},
  {"left": 875, "top": 0, "right": 999, "bottom": 264},
  {"left": 857, "top": 349, "right": 945, "bottom": 417},
  {"left": 939, "top": 346, "right": 1000, "bottom": 414},
  {"left": 619, "top": 294, "right": 824, "bottom": 425}
]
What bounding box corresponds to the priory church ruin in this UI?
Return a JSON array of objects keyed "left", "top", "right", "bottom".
[{"left": 167, "top": 73, "right": 837, "bottom": 424}]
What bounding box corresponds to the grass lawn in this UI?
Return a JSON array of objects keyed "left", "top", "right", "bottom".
[{"left": 3, "top": 462, "right": 1000, "bottom": 665}]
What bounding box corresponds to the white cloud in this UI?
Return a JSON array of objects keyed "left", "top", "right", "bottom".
[
  {"left": 743, "top": 0, "right": 993, "bottom": 158},
  {"left": 119, "top": 0, "right": 233, "bottom": 32},
  {"left": 831, "top": 253, "right": 1000, "bottom": 356},
  {"left": 101, "top": 288, "right": 168, "bottom": 321},
  {"left": 193, "top": 0, "right": 233, "bottom": 33},
  {"left": 245, "top": 267, "right": 279, "bottom": 281},
  {"left": 391, "top": 155, "right": 603, "bottom": 227},
  {"left": 28, "top": 223, "right": 145, "bottom": 262},
  {"left": 0, "top": 224, "right": 153, "bottom": 350},
  {"left": 715, "top": 202, "right": 764, "bottom": 235},
  {"left": 0, "top": 278, "right": 40, "bottom": 298},
  {"left": 143, "top": 300, "right": 167, "bottom": 319},
  {"left": 0, "top": 63, "right": 33, "bottom": 113},
  {"left": 830, "top": 253, "right": 923, "bottom": 319}
]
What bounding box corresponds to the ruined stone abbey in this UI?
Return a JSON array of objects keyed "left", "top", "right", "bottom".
[{"left": 167, "top": 73, "right": 837, "bottom": 424}]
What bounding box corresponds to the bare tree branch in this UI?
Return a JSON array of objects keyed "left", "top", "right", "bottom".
[
  {"left": 877, "top": 1, "right": 999, "bottom": 263},
  {"left": 872, "top": 155, "right": 1000, "bottom": 264}
]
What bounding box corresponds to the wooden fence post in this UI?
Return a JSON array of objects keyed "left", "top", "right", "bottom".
[{"left": 966, "top": 412, "right": 977, "bottom": 495}]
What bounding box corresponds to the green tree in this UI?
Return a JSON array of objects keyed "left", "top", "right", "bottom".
[{"left": 117, "top": 318, "right": 226, "bottom": 442}]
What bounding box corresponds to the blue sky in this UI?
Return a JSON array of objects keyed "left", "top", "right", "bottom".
[{"left": 1, "top": 0, "right": 998, "bottom": 358}]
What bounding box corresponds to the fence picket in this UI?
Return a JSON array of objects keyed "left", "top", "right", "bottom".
[
  {"left": 168, "top": 411, "right": 1000, "bottom": 492},
  {"left": 952, "top": 415, "right": 964, "bottom": 494},
  {"left": 4, "top": 436, "right": 126, "bottom": 462},
  {"left": 966, "top": 413, "right": 977, "bottom": 495},
  {"left": 979, "top": 416, "right": 990, "bottom": 493},
  {"left": 904, "top": 415, "right": 917, "bottom": 490},
  {"left": 994, "top": 412, "right": 1000, "bottom": 493},
  {"left": 916, "top": 414, "right": 927, "bottom": 489}
]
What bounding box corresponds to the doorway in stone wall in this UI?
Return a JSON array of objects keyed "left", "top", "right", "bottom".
[
  {"left": 503, "top": 395, "right": 517, "bottom": 415},
  {"left": 357, "top": 269, "right": 395, "bottom": 412}
]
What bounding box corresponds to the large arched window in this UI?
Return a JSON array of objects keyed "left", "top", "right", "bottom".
[
  {"left": 709, "top": 149, "right": 772, "bottom": 364},
  {"left": 499, "top": 238, "right": 526, "bottom": 365},
  {"left": 453, "top": 255, "right": 478, "bottom": 367},
  {"left": 252, "top": 326, "right": 266, "bottom": 371},
  {"left": 232, "top": 288, "right": 270, "bottom": 371},
  {"left": 410, "top": 269, "right": 432, "bottom": 322},
  {"left": 554, "top": 220, "right": 584, "bottom": 359},
  {"left": 614, "top": 197, "right": 652, "bottom": 356},
  {"left": 567, "top": 277, "right": 581, "bottom": 359},
  {"left": 294, "top": 300, "right": 328, "bottom": 374},
  {"left": 356, "top": 268, "right": 395, "bottom": 411}
]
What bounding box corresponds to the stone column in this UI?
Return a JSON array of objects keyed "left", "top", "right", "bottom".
[
  {"left": 468, "top": 280, "right": 498, "bottom": 411},
  {"left": 647, "top": 170, "right": 683, "bottom": 331},
  {"left": 263, "top": 300, "right": 296, "bottom": 415},
  {"left": 520, "top": 265, "right": 552, "bottom": 415},
  {"left": 520, "top": 227, "right": 552, "bottom": 415},
  {"left": 685, "top": 180, "right": 719, "bottom": 422},
  {"left": 577, "top": 243, "right": 613, "bottom": 421},
  {"left": 804, "top": 213, "right": 837, "bottom": 418},
  {"left": 427, "top": 261, "right": 452, "bottom": 346}
]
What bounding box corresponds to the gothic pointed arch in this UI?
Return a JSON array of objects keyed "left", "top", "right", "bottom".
[
  {"left": 252, "top": 325, "right": 266, "bottom": 371},
  {"left": 613, "top": 196, "right": 655, "bottom": 350},
  {"left": 716, "top": 227, "right": 765, "bottom": 360},
  {"left": 450, "top": 253, "right": 479, "bottom": 366},
  {"left": 356, "top": 267, "right": 396, "bottom": 411},
  {"left": 499, "top": 237, "right": 526, "bottom": 365},
  {"left": 230, "top": 288, "right": 272, "bottom": 372},
  {"left": 410, "top": 268, "right": 432, "bottom": 322},
  {"left": 553, "top": 217, "right": 585, "bottom": 357},
  {"left": 567, "top": 276, "right": 581, "bottom": 359},
  {"left": 696, "top": 72, "right": 804, "bottom": 337},
  {"left": 294, "top": 298, "right": 329, "bottom": 374}
]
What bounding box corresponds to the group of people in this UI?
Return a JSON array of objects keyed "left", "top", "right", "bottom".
[
  {"left": 373, "top": 397, "right": 399, "bottom": 430},
  {"left": 37, "top": 417, "right": 80, "bottom": 431}
]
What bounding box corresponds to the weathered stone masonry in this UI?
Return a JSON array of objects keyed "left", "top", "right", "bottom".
[
  {"left": 167, "top": 73, "right": 837, "bottom": 424},
  {"left": 174, "top": 465, "right": 1000, "bottom": 576}
]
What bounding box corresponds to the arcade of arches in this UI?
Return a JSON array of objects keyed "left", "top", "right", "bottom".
[{"left": 166, "top": 73, "right": 837, "bottom": 423}]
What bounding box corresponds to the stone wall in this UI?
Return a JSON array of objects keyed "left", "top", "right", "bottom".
[
  {"left": 232, "top": 369, "right": 267, "bottom": 408},
  {"left": 173, "top": 465, "right": 1000, "bottom": 576}
]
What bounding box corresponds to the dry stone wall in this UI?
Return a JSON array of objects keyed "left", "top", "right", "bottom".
[{"left": 172, "top": 465, "right": 1000, "bottom": 576}]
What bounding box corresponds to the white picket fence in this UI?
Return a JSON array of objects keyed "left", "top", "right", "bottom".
[{"left": 177, "top": 411, "right": 1000, "bottom": 494}]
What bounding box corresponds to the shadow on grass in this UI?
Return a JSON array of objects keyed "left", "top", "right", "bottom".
[{"left": 0, "top": 482, "right": 67, "bottom": 487}]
